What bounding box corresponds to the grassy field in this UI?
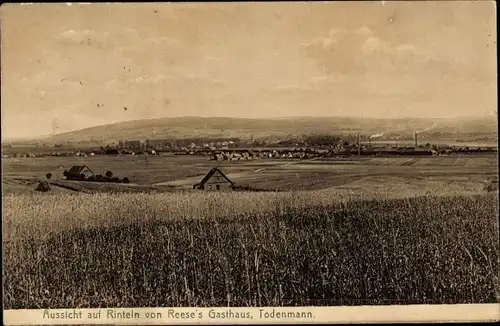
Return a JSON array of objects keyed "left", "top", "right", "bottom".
[
  {"left": 2, "top": 152, "right": 498, "bottom": 308},
  {"left": 1, "top": 155, "right": 213, "bottom": 185},
  {"left": 3, "top": 191, "right": 499, "bottom": 308},
  {"left": 1, "top": 154, "right": 497, "bottom": 194}
]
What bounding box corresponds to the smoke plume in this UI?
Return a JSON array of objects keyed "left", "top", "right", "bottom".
[
  {"left": 415, "top": 121, "right": 437, "bottom": 134},
  {"left": 369, "top": 132, "right": 385, "bottom": 139}
]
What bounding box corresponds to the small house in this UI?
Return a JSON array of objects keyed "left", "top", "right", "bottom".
[
  {"left": 230, "top": 152, "right": 243, "bottom": 161},
  {"left": 213, "top": 153, "right": 227, "bottom": 161},
  {"left": 247, "top": 150, "right": 258, "bottom": 159},
  {"left": 193, "top": 167, "right": 234, "bottom": 191},
  {"left": 66, "top": 165, "right": 94, "bottom": 180}
]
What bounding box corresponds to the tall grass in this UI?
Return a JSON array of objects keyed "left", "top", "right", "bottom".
[{"left": 2, "top": 191, "right": 499, "bottom": 308}]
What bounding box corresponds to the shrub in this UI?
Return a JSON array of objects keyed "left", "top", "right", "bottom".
[
  {"left": 122, "top": 177, "right": 130, "bottom": 184},
  {"left": 35, "top": 181, "right": 50, "bottom": 192},
  {"left": 485, "top": 180, "right": 499, "bottom": 192}
]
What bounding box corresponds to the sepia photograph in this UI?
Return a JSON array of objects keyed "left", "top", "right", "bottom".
[{"left": 1, "top": 0, "right": 498, "bottom": 320}]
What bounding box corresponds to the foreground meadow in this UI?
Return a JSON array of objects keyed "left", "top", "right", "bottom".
[{"left": 3, "top": 191, "right": 499, "bottom": 308}]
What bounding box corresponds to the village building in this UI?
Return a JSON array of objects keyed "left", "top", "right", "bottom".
[
  {"left": 230, "top": 152, "right": 243, "bottom": 161},
  {"left": 213, "top": 153, "right": 230, "bottom": 161},
  {"left": 247, "top": 150, "right": 258, "bottom": 159},
  {"left": 65, "top": 165, "right": 94, "bottom": 180},
  {"left": 193, "top": 167, "right": 234, "bottom": 191},
  {"left": 259, "top": 151, "right": 271, "bottom": 159}
]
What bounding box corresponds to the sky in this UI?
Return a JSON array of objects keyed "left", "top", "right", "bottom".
[{"left": 1, "top": 2, "right": 497, "bottom": 139}]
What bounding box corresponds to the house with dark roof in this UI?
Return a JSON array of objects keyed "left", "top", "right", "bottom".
[
  {"left": 193, "top": 167, "right": 234, "bottom": 191},
  {"left": 65, "top": 165, "right": 94, "bottom": 180}
]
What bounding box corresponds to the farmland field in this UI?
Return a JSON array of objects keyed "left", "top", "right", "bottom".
[
  {"left": 2, "top": 153, "right": 499, "bottom": 308},
  {"left": 1, "top": 154, "right": 497, "bottom": 194},
  {"left": 3, "top": 191, "right": 499, "bottom": 308}
]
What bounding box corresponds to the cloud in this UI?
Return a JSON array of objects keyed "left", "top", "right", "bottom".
[
  {"left": 104, "top": 73, "right": 224, "bottom": 90},
  {"left": 309, "top": 75, "right": 348, "bottom": 85},
  {"left": 182, "top": 72, "right": 225, "bottom": 85},
  {"left": 56, "top": 29, "right": 110, "bottom": 47},
  {"left": 267, "top": 74, "right": 350, "bottom": 95},
  {"left": 56, "top": 28, "right": 180, "bottom": 54},
  {"left": 116, "top": 38, "right": 189, "bottom": 67},
  {"left": 396, "top": 43, "right": 418, "bottom": 53},
  {"left": 140, "top": 36, "right": 179, "bottom": 47},
  {"left": 133, "top": 75, "right": 171, "bottom": 84},
  {"left": 58, "top": 29, "right": 108, "bottom": 41},
  {"left": 60, "top": 29, "right": 76, "bottom": 37},
  {"left": 356, "top": 26, "right": 373, "bottom": 36},
  {"left": 274, "top": 84, "right": 309, "bottom": 92},
  {"left": 104, "top": 79, "right": 119, "bottom": 89},
  {"left": 361, "top": 36, "right": 392, "bottom": 53},
  {"left": 205, "top": 55, "right": 222, "bottom": 62},
  {"left": 302, "top": 26, "right": 423, "bottom": 75}
]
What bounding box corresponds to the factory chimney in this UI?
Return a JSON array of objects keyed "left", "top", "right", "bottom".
[
  {"left": 357, "top": 133, "right": 360, "bottom": 156},
  {"left": 414, "top": 132, "right": 418, "bottom": 148}
]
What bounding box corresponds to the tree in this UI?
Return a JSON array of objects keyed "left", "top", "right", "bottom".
[
  {"left": 105, "top": 170, "right": 113, "bottom": 178},
  {"left": 122, "top": 177, "right": 130, "bottom": 184},
  {"left": 46, "top": 173, "right": 52, "bottom": 179}
]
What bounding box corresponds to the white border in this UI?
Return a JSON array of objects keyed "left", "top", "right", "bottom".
[{"left": 4, "top": 304, "right": 500, "bottom": 325}]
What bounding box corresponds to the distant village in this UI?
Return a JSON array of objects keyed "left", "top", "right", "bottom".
[{"left": 2, "top": 133, "right": 497, "bottom": 159}]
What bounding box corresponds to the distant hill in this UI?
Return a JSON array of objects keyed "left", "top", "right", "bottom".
[{"left": 28, "top": 116, "right": 500, "bottom": 144}]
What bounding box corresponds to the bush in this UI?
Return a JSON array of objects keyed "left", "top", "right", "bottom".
[
  {"left": 122, "top": 177, "right": 130, "bottom": 184},
  {"left": 35, "top": 181, "right": 50, "bottom": 192},
  {"left": 485, "top": 181, "right": 499, "bottom": 192},
  {"left": 45, "top": 173, "right": 52, "bottom": 180}
]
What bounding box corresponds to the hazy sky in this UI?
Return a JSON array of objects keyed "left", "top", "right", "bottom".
[{"left": 1, "top": 2, "right": 497, "bottom": 139}]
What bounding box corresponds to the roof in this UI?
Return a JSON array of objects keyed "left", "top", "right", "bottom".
[
  {"left": 68, "top": 165, "right": 93, "bottom": 175},
  {"left": 195, "top": 167, "right": 234, "bottom": 187}
]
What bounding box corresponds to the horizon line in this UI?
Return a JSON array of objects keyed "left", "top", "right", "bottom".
[{"left": 2, "top": 114, "right": 496, "bottom": 142}]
